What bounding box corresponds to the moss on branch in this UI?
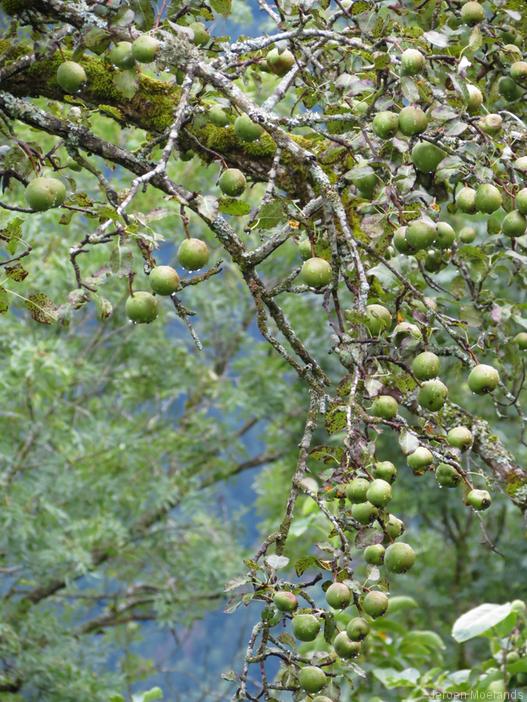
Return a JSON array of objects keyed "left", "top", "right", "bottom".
[{"left": 0, "top": 43, "right": 311, "bottom": 193}]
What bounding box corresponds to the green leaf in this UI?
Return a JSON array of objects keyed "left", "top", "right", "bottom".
[
  {"left": 130, "top": 0, "right": 155, "bottom": 29},
  {"left": 210, "top": 0, "right": 232, "bottom": 16},
  {"left": 1, "top": 217, "right": 24, "bottom": 256},
  {"left": 323, "top": 611, "right": 337, "bottom": 644},
  {"left": 424, "top": 30, "right": 449, "bottom": 47},
  {"left": 256, "top": 200, "right": 287, "bottom": 229},
  {"left": 0, "top": 286, "right": 8, "bottom": 314},
  {"left": 218, "top": 197, "right": 251, "bottom": 216},
  {"left": 387, "top": 595, "right": 419, "bottom": 613},
  {"left": 351, "top": 0, "right": 371, "bottom": 14},
  {"left": 25, "top": 292, "right": 58, "bottom": 324},
  {"left": 294, "top": 555, "right": 320, "bottom": 576},
  {"left": 132, "top": 689, "right": 163, "bottom": 702},
  {"left": 404, "top": 630, "right": 445, "bottom": 651},
  {"left": 113, "top": 70, "right": 139, "bottom": 99},
  {"left": 451, "top": 603, "right": 514, "bottom": 643},
  {"left": 265, "top": 554, "right": 289, "bottom": 570},
  {"left": 373, "top": 667, "right": 420, "bottom": 688},
  {"left": 507, "top": 658, "right": 527, "bottom": 674},
  {"left": 5, "top": 263, "right": 28, "bottom": 282},
  {"left": 110, "top": 240, "right": 134, "bottom": 277}
]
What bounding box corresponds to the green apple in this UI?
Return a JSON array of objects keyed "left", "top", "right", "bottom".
[
  {"left": 301, "top": 257, "right": 332, "bottom": 287},
  {"left": 56, "top": 61, "right": 87, "bottom": 93},
  {"left": 125, "top": 291, "right": 159, "bottom": 324},
  {"left": 149, "top": 265, "right": 180, "bottom": 295},
  {"left": 177, "top": 238, "right": 210, "bottom": 271},
  {"left": 25, "top": 176, "right": 66, "bottom": 211}
]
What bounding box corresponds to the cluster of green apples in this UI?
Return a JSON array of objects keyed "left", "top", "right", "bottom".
[
  {"left": 125, "top": 238, "right": 209, "bottom": 324},
  {"left": 269, "top": 465, "right": 415, "bottom": 696},
  {"left": 346, "top": 307, "right": 497, "bottom": 510},
  {"left": 54, "top": 23, "right": 212, "bottom": 97}
]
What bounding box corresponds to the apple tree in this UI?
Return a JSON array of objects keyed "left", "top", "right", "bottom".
[{"left": 2, "top": 0, "right": 527, "bottom": 700}]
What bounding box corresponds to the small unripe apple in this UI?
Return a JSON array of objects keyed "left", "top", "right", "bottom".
[
  {"left": 301, "top": 257, "right": 332, "bottom": 287},
  {"left": 132, "top": 35, "right": 160, "bottom": 63},
  {"left": 346, "top": 477, "right": 370, "bottom": 503},
  {"left": 373, "top": 461, "right": 397, "bottom": 483},
  {"left": 364, "top": 543, "right": 385, "bottom": 565},
  {"left": 333, "top": 631, "right": 361, "bottom": 659},
  {"left": 511, "top": 60, "right": 527, "bottom": 82},
  {"left": 326, "top": 582, "right": 351, "bottom": 609},
  {"left": 400, "top": 48, "right": 426, "bottom": 76},
  {"left": 371, "top": 395, "right": 398, "bottom": 419},
  {"left": 479, "top": 113, "right": 503, "bottom": 135},
  {"left": 385, "top": 514, "right": 405, "bottom": 538},
  {"left": 292, "top": 613, "right": 320, "bottom": 641},
  {"left": 514, "top": 332, "right": 527, "bottom": 350},
  {"left": 209, "top": 105, "right": 230, "bottom": 127},
  {"left": 435, "top": 222, "right": 456, "bottom": 249},
  {"left": 109, "top": 41, "right": 135, "bottom": 69},
  {"left": 177, "top": 238, "right": 210, "bottom": 271},
  {"left": 352, "top": 501, "right": 379, "bottom": 525},
  {"left": 456, "top": 186, "right": 477, "bottom": 214},
  {"left": 125, "top": 291, "right": 159, "bottom": 324},
  {"left": 516, "top": 188, "right": 527, "bottom": 215},
  {"left": 459, "top": 226, "right": 476, "bottom": 243},
  {"left": 384, "top": 542, "right": 416, "bottom": 574},
  {"left": 362, "top": 590, "right": 389, "bottom": 618},
  {"left": 465, "top": 84, "right": 483, "bottom": 112},
  {"left": 372, "top": 111, "right": 399, "bottom": 139},
  {"left": 398, "top": 106, "right": 428, "bottom": 136},
  {"left": 266, "top": 48, "right": 295, "bottom": 76},
  {"left": 436, "top": 462, "right": 461, "bottom": 487},
  {"left": 466, "top": 488, "right": 492, "bottom": 510},
  {"left": 468, "top": 364, "right": 500, "bottom": 394},
  {"left": 190, "top": 21, "right": 209, "bottom": 45},
  {"left": 447, "top": 426, "right": 473, "bottom": 451},
  {"left": 365, "top": 303, "right": 392, "bottom": 335},
  {"left": 366, "top": 479, "right": 392, "bottom": 508},
  {"left": 406, "top": 220, "right": 436, "bottom": 251},
  {"left": 407, "top": 446, "right": 433, "bottom": 472},
  {"left": 461, "top": 1, "right": 485, "bottom": 25},
  {"left": 234, "top": 114, "right": 263, "bottom": 142},
  {"left": 515, "top": 156, "right": 527, "bottom": 173},
  {"left": 149, "top": 265, "right": 180, "bottom": 295},
  {"left": 393, "top": 226, "right": 415, "bottom": 254},
  {"left": 411, "top": 142, "right": 445, "bottom": 173},
  {"left": 56, "top": 61, "right": 87, "bottom": 93},
  {"left": 347, "top": 616, "right": 370, "bottom": 641},
  {"left": 502, "top": 210, "right": 526, "bottom": 238},
  {"left": 412, "top": 351, "right": 440, "bottom": 380},
  {"left": 273, "top": 591, "right": 298, "bottom": 612},
  {"left": 298, "top": 666, "right": 327, "bottom": 693},
  {"left": 25, "top": 176, "right": 66, "bottom": 211},
  {"left": 219, "top": 168, "right": 247, "bottom": 197},
  {"left": 475, "top": 183, "right": 502, "bottom": 214},
  {"left": 418, "top": 378, "right": 448, "bottom": 412}
]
